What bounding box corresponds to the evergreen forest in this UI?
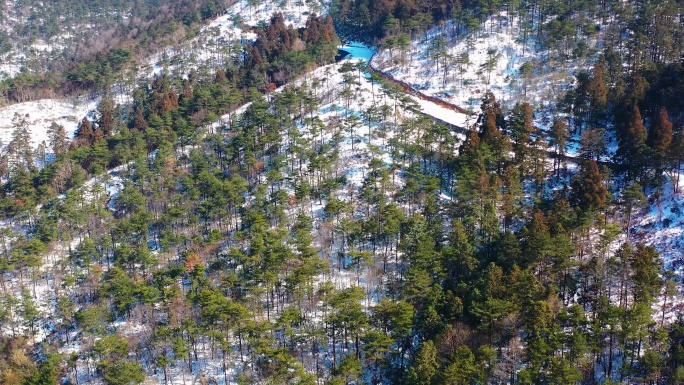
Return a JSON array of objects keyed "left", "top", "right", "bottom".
[{"left": 0, "top": 0, "right": 684, "bottom": 384}]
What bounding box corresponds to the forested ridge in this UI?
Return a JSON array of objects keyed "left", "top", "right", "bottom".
[
  {"left": 1, "top": 0, "right": 684, "bottom": 384},
  {"left": 0, "top": 0, "right": 235, "bottom": 102}
]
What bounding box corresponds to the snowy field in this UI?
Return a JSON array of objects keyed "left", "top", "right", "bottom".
[{"left": 0, "top": 98, "right": 98, "bottom": 148}]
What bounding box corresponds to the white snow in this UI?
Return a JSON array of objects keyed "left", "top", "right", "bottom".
[
  {"left": 0, "top": 98, "right": 97, "bottom": 148},
  {"left": 229, "top": 0, "right": 328, "bottom": 28},
  {"left": 0, "top": 63, "right": 21, "bottom": 80}
]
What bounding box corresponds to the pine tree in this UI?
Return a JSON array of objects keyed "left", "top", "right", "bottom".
[
  {"left": 441, "top": 346, "right": 479, "bottom": 385},
  {"left": 647, "top": 107, "right": 673, "bottom": 180},
  {"left": 132, "top": 108, "right": 148, "bottom": 132},
  {"left": 47, "top": 122, "right": 68, "bottom": 159},
  {"left": 522, "top": 209, "right": 551, "bottom": 269},
  {"left": 571, "top": 160, "right": 608, "bottom": 212},
  {"left": 479, "top": 91, "right": 509, "bottom": 172},
  {"left": 580, "top": 127, "right": 607, "bottom": 162},
  {"left": 96, "top": 98, "right": 117, "bottom": 138},
  {"left": 617, "top": 104, "right": 647, "bottom": 179},
  {"left": 74, "top": 117, "right": 95, "bottom": 147},
  {"left": 8, "top": 114, "right": 34, "bottom": 172},
  {"left": 508, "top": 102, "right": 535, "bottom": 179},
  {"left": 647, "top": 107, "right": 673, "bottom": 153},
  {"left": 630, "top": 244, "right": 662, "bottom": 304},
  {"left": 622, "top": 182, "right": 647, "bottom": 240},
  {"left": 549, "top": 118, "right": 569, "bottom": 179},
  {"left": 666, "top": 128, "right": 684, "bottom": 192},
  {"left": 23, "top": 353, "right": 60, "bottom": 385},
  {"left": 587, "top": 60, "right": 608, "bottom": 123},
  {"left": 21, "top": 289, "right": 40, "bottom": 342}
]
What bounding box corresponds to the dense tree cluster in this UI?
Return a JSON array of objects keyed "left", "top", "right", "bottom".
[
  {"left": 562, "top": 39, "right": 684, "bottom": 191},
  {"left": 247, "top": 13, "right": 339, "bottom": 88}
]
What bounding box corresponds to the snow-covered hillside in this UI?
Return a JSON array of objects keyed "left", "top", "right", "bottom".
[
  {"left": 0, "top": 41, "right": 468, "bottom": 384},
  {"left": 370, "top": 12, "right": 684, "bottom": 323},
  {"left": 2, "top": 2, "right": 684, "bottom": 382},
  {"left": 372, "top": 12, "right": 597, "bottom": 114},
  {"left": 0, "top": 0, "right": 83, "bottom": 81},
  {"left": 143, "top": 0, "right": 329, "bottom": 79},
  {"left": 0, "top": 0, "right": 332, "bottom": 156},
  {"left": 633, "top": 178, "right": 684, "bottom": 274}
]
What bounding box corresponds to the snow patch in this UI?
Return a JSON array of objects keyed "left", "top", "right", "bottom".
[{"left": 0, "top": 98, "right": 97, "bottom": 148}]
